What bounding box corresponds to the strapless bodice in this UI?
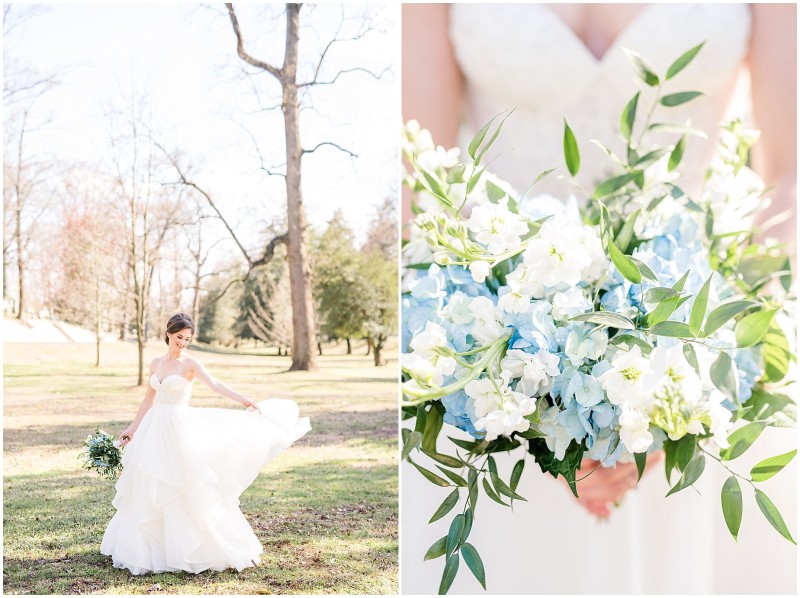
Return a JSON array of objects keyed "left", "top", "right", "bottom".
[{"left": 149, "top": 374, "right": 193, "bottom": 406}]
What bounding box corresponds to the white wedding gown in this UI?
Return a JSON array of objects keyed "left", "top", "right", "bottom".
[
  {"left": 101, "top": 374, "right": 311, "bottom": 575},
  {"left": 401, "top": 4, "right": 797, "bottom": 594}
]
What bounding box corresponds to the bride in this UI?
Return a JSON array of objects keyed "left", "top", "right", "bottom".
[
  {"left": 401, "top": 3, "right": 796, "bottom": 594},
  {"left": 101, "top": 312, "right": 311, "bottom": 575}
]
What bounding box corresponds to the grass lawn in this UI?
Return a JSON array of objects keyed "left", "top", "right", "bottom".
[{"left": 3, "top": 337, "right": 398, "bottom": 595}]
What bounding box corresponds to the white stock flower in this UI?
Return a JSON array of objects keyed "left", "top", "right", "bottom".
[
  {"left": 469, "top": 296, "right": 506, "bottom": 344},
  {"left": 401, "top": 352, "right": 436, "bottom": 383},
  {"left": 498, "top": 288, "right": 532, "bottom": 314},
  {"left": 467, "top": 199, "right": 529, "bottom": 255},
  {"left": 407, "top": 322, "right": 457, "bottom": 386},
  {"left": 501, "top": 348, "right": 561, "bottom": 397},
  {"left": 441, "top": 291, "right": 475, "bottom": 326},
  {"left": 598, "top": 346, "right": 652, "bottom": 407},
  {"left": 619, "top": 407, "right": 654, "bottom": 453},
  {"left": 469, "top": 260, "right": 491, "bottom": 283},
  {"left": 465, "top": 377, "right": 536, "bottom": 441},
  {"left": 551, "top": 287, "right": 592, "bottom": 321}
]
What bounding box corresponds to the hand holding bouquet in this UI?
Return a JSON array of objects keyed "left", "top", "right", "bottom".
[
  {"left": 401, "top": 43, "right": 796, "bottom": 593},
  {"left": 79, "top": 428, "right": 124, "bottom": 480}
]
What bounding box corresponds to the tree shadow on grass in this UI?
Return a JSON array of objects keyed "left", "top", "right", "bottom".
[{"left": 3, "top": 422, "right": 131, "bottom": 454}]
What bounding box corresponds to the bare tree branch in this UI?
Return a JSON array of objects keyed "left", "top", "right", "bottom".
[
  {"left": 298, "top": 65, "right": 390, "bottom": 88},
  {"left": 301, "top": 141, "right": 358, "bottom": 158},
  {"left": 226, "top": 4, "right": 283, "bottom": 80}
]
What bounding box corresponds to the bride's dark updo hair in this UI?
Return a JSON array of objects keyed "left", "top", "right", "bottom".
[{"left": 165, "top": 312, "right": 195, "bottom": 345}]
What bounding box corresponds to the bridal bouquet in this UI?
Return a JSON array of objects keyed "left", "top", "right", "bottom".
[
  {"left": 401, "top": 44, "right": 796, "bottom": 593},
  {"left": 79, "top": 428, "right": 124, "bottom": 479}
]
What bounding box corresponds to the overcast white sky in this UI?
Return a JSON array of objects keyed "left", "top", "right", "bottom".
[{"left": 4, "top": 3, "right": 400, "bottom": 252}]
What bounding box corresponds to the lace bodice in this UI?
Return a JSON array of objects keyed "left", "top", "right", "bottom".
[
  {"left": 449, "top": 3, "right": 752, "bottom": 196},
  {"left": 150, "top": 374, "right": 193, "bottom": 406}
]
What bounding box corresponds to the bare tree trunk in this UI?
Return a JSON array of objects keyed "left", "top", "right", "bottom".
[
  {"left": 373, "top": 334, "right": 385, "bottom": 367},
  {"left": 365, "top": 335, "right": 373, "bottom": 356},
  {"left": 345, "top": 337, "right": 352, "bottom": 355},
  {"left": 317, "top": 341, "right": 323, "bottom": 356},
  {"left": 94, "top": 276, "right": 101, "bottom": 367}
]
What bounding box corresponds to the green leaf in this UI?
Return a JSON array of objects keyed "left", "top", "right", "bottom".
[
  {"left": 447, "top": 436, "right": 483, "bottom": 452},
  {"left": 666, "top": 42, "right": 705, "bottom": 79},
  {"left": 468, "top": 470, "right": 479, "bottom": 513},
  {"left": 615, "top": 209, "right": 639, "bottom": 253},
  {"left": 634, "top": 147, "right": 669, "bottom": 167},
  {"left": 683, "top": 343, "right": 701, "bottom": 377},
  {"left": 436, "top": 466, "right": 469, "bottom": 487},
  {"left": 762, "top": 325, "right": 791, "bottom": 383},
  {"left": 720, "top": 421, "right": 768, "bottom": 461},
  {"left": 422, "top": 449, "right": 462, "bottom": 469},
  {"left": 402, "top": 431, "right": 422, "bottom": 460},
  {"left": 570, "top": 311, "right": 635, "bottom": 330},
  {"left": 634, "top": 452, "right": 647, "bottom": 482},
  {"left": 703, "top": 300, "right": 757, "bottom": 336},
  {"left": 485, "top": 179, "right": 507, "bottom": 203},
  {"left": 509, "top": 460, "right": 525, "bottom": 493},
  {"left": 649, "top": 321, "right": 693, "bottom": 338},
  {"left": 563, "top": 119, "right": 580, "bottom": 176},
  {"left": 420, "top": 169, "right": 454, "bottom": 208},
  {"left": 460, "top": 543, "right": 486, "bottom": 590},
  {"left": 468, "top": 115, "right": 498, "bottom": 160},
  {"left": 463, "top": 506, "right": 474, "bottom": 540},
  {"left": 424, "top": 536, "right": 447, "bottom": 560},
  {"left": 644, "top": 287, "right": 680, "bottom": 303},
  {"left": 751, "top": 450, "right": 797, "bottom": 482},
  {"left": 422, "top": 404, "right": 444, "bottom": 452},
  {"left": 414, "top": 404, "right": 427, "bottom": 433},
  {"left": 675, "top": 435, "right": 697, "bottom": 472},
  {"left": 620, "top": 92, "right": 640, "bottom": 143},
  {"left": 628, "top": 257, "right": 658, "bottom": 282},
  {"left": 645, "top": 271, "right": 690, "bottom": 326},
  {"left": 623, "top": 47, "right": 660, "bottom": 86},
  {"left": 755, "top": 489, "right": 796, "bottom": 544},
  {"left": 647, "top": 123, "right": 708, "bottom": 138},
  {"left": 439, "top": 553, "right": 460, "bottom": 595},
  {"left": 515, "top": 427, "right": 546, "bottom": 439},
  {"left": 475, "top": 109, "right": 515, "bottom": 163},
  {"left": 410, "top": 460, "right": 452, "bottom": 487},
  {"left": 660, "top": 91, "right": 704, "bottom": 107},
  {"left": 446, "top": 163, "right": 467, "bottom": 184},
  {"left": 735, "top": 308, "right": 778, "bottom": 348},
  {"left": 592, "top": 172, "right": 639, "bottom": 199},
  {"left": 528, "top": 438, "right": 585, "bottom": 497},
  {"left": 466, "top": 166, "right": 486, "bottom": 195},
  {"left": 689, "top": 275, "right": 713, "bottom": 336},
  {"left": 430, "top": 489, "right": 460, "bottom": 523},
  {"left": 482, "top": 477, "right": 509, "bottom": 507},
  {"left": 721, "top": 476, "right": 743, "bottom": 542},
  {"left": 446, "top": 514, "right": 466, "bottom": 556},
  {"left": 491, "top": 473, "right": 526, "bottom": 501},
  {"left": 610, "top": 334, "right": 654, "bottom": 356},
  {"left": 608, "top": 238, "right": 642, "bottom": 284},
  {"left": 668, "top": 136, "right": 686, "bottom": 172},
  {"left": 744, "top": 388, "right": 796, "bottom": 426},
  {"left": 666, "top": 453, "right": 705, "bottom": 497},
  {"left": 487, "top": 455, "right": 498, "bottom": 476},
  {"left": 710, "top": 351, "right": 739, "bottom": 405}
]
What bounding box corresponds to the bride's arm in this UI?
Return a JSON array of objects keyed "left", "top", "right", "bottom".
[
  {"left": 748, "top": 4, "right": 797, "bottom": 249},
  {"left": 188, "top": 357, "right": 259, "bottom": 410},
  {"left": 118, "top": 359, "right": 158, "bottom": 446}
]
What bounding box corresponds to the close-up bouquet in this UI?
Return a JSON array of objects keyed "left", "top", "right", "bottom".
[
  {"left": 401, "top": 44, "right": 796, "bottom": 594},
  {"left": 79, "top": 429, "right": 124, "bottom": 480}
]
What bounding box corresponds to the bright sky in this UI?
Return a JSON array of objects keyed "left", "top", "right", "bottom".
[{"left": 5, "top": 3, "right": 400, "bottom": 254}]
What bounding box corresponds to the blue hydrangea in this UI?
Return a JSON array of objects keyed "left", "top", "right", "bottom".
[{"left": 441, "top": 390, "right": 479, "bottom": 437}]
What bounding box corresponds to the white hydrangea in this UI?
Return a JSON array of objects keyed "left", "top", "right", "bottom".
[
  {"left": 469, "top": 296, "right": 506, "bottom": 344},
  {"left": 465, "top": 377, "right": 536, "bottom": 441},
  {"left": 405, "top": 322, "right": 457, "bottom": 386},
  {"left": 500, "top": 348, "right": 560, "bottom": 397},
  {"left": 467, "top": 198, "right": 529, "bottom": 256},
  {"left": 468, "top": 260, "right": 491, "bottom": 283},
  {"left": 551, "top": 286, "right": 592, "bottom": 321}
]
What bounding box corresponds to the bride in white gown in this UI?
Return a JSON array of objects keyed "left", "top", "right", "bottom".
[
  {"left": 101, "top": 312, "right": 311, "bottom": 575},
  {"left": 401, "top": 4, "right": 796, "bottom": 594}
]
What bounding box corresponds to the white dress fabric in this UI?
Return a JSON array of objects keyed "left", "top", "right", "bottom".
[
  {"left": 401, "top": 4, "right": 797, "bottom": 594},
  {"left": 101, "top": 374, "right": 311, "bottom": 575}
]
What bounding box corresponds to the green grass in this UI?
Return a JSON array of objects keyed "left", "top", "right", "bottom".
[{"left": 3, "top": 338, "right": 398, "bottom": 594}]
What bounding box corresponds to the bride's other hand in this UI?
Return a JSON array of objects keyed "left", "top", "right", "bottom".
[
  {"left": 240, "top": 398, "right": 260, "bottom": 412},
  {"left": 118, "top": 429, "right": 134, "bottom": 447},
  {"left": 569, "top": 452, "right": 663, "bottom": 518}
]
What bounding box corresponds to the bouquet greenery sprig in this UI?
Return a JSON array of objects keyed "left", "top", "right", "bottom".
[
  {"left": 79, "top": 428, "right": 124, "bottom": 480},
  {"left": 401, "top": 43, "right": 796, "bottom": 594}
]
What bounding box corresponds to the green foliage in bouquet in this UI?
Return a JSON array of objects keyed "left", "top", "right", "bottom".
[
  {"left": 402, "top": 42, "right": 796, "bottom": 594},
  {"left": 79, "top": 428, "right": 124, "bottom": 480}
]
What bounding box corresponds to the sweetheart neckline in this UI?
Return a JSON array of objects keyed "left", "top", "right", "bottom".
[{"left": 150, "top": 373, "right": 193, "bottom": 385}]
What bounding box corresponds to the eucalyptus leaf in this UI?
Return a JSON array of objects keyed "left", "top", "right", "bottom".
[
  {"left": 482, "top": 477, "right": 509, "bottom": 507},
  {"left": 616, "top": 209, "right": 639, "bottom": 253},
  {"left": 610, "top": 334, "right": 654, "bottom": 355},
  {"left": 476, "top": 108, "right": 516, "bottom": 163},
  {"left": 430, "top": 489, "right": 460, "bottom": 523},
  {"left": 464, "top": 506, "right": 474, "bottom": 540},
  {"left": 720, "top": 421, "right": 767, "bottom": 461},
  {"left": 721, "top": 476, "right": 743, "bottom": 542},
  {"left": 446, "top": 163, "right": 467, "bottom": 184},
  {"left": 420, "top": 169, "right": 454, "bottom": 208},
  {"left": 424, "top": 536, "right": 447, "bottom": 561},
  {"left": 491, "top": 473, "right": 527, "bottom": 501},
  {"left": 402, "top": 431, "right": 423, "bottom": 461},
  {"left": 623, "top": 47, "right": 660, "bottom": 86},
  {"left": 439, "top": 553, "right": 460, "bottom": 595},
  {"left": 644, "top": 287, "right": 680, "bottom": 303},
  {"left": 485, "top": 179, "right": 507, "bottom": 203},
  {"left": 628, "top": 257, "right": 658, "bottom": 282},
  {"left": 660, "top": 91, "right": 704, "bottom": 107},
  {"left": 466, "top": 166, "right": 486, "bottom": 196},
  {"left": 668, "top": 136, "right": 685, "bottom": 172},
  {"left": 666, "top": 453, "right": 705, "bottom": 497},
  {"left": 592, "top": 172, "right": 640, "bottom": 199},
  {"left": 422, "top": 449, "right": 463, "bottom": 469},
  {"left": 563, "top": 119, "right": 580, "bottom": 176},
  {"left": 751, "top": 450, "right": 797, "bottom": 482},
  {"left": 735, "top": 308, "right": 778, "bottom": 348},
  {"left": 689, "top": 274, "right": 713, "bottom": 336},
  {"left": 510, "top": 459, "right": 526, "bottom": 491},
  {"left": 620, "top": 92, "right": 640, "bottom": 143},
  {"left": 608, "top": 238, "right": 642, "bottom": 284},
  {"left": 649, "top": 321, "right": 693, "bottom": 338},
  {"left": 468, "top": 116, "right": 498, "bottom": 160},
  {"left": 755, "top": 489, "right": 796, "bottom": 544},
  {"left": 570, "top": 311, "right": 636, "bottom": 330},
  {"left": 411, "top": 460, "right": 452, "bottom": 487},
  {"left": 436, "top": 466, "right": 469, "bottom": 487},
  {"left": 446, "top": 514, "right": 466, "bottom": 556},
  {"left": 666, "top": 42, "right": 705, "bottom": 79},
  {"left": 460, "top": 543, "right": 486, "bottom": 590},
  {"left": 710, "top": 351, "right": 739, "bottom": 405},
  {"left": 704, "top": 300, "right": 757, "bottom": 336},
  {"left": 635, "top": 147, "right": 669, "bottom": 167},
  {"left": 422, "top": 404, "right": 444, "bottom": 452}
]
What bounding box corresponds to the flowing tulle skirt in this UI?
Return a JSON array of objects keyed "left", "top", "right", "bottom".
[{"left": 101, "top": 400, "right": 311, "bottom": 575}]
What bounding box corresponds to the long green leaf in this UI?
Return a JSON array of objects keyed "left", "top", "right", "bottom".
[
  {"left": 751, "top": 450, "right": 797, "bottom": 482},
  {"left": 468, "top": 115, "right": 499, "bottom": 160},
  {"left": 735, "top": 308, "right": 778, "bottom": 348},
  {"left": 704, "top": 300, "right": 756, "bottom": 336},
  {"left": 411, "top": 461, "right": 452, "bottom": 487},
  {"left": 430, "top": 489, "right": 460, "bottom": 523},
  {"left": 668, "top": 136, "right": 685, "bottom": 172},
  {"left": 610, "top": 334, "right": 654, "bottom": 355},
  {"left": 666, "top": 42, "right": 705, "bottom": 79},
  {"left": 476, "top": 109, "right": 516, "bottom": 163},
  {"left": 629, "top": 257, "right": 658, "bottom": 281},
  {"left": 683, "top": 343, "right": 701, "bottom": 376},
  {"left": 592, "top": 172, "right": 639, "bottom": 199},
  {"left": 620, "top": 92, "right": 640, "bottom": 143},
  {"left": 634, "top": 452, "right": 647, "bottom": 482},
  {"left": 608, "top": 238, "right": 642, "bottom": 284},
  {"left": 660, "top": 91, "right": 704, "bottom": 107},
  {"left": 491, "top": 472, "right": 526, "bottom": 501},
  {"left": 623, "top": 48, "right": 660, "bottom": 86},
  {"left": 461, "top": 543, "right": 486, "bottom": 590},
  {"left": 422, "top": 405, "right": 444, "bottom": 452},
  {"left": 755, "top": 489, "right": 796, "bottom": 544},
  {"left": 482, "top": 477, "right": 508, "bottom": 507},
  {"left": 666, "top": 453, "right": 705, "bottom": 497},
  {"left": 762, "top": 325, "right": 791, "bottom": 383},
  {"left": 510, "top": 459, "right": 526, "bottom": 492},
  {"left": 422, "top": 448, "right": 463, "bottom": 469},
  {"left": 424, "top": 536, "right": 447, "bottom": 560},
  {"left": 402, "top": 431, "right": 422, "bottom": 460},
  {"left": 710, "top": 351, "right": 739, "bottom": 405},
  {"left": 616, "top": 209, "right": 639, "bottom": 252},
  {"left": 649, "top": 321, "right": 693, "bottom": 338},
  {"left": 436, "top": 466, "right": 469, "bottom": 487},
  {"left": 720, "top": 421, "right": 767, "bottom": 461},
  {"left": 445, "top": 514, "right": 466, "bottom": 556},
  {"left": 570, "top": 311, "right": 635, "bottom": 330},
  {"left": 563, "top": 119, "right": 580, "bottom": 176},
  {"left": 644, "top": 287, "right": 680, "bottom": 303},
  {"left": 721, "top": 476, "right": 742, "bottom": 542},
  {"left": 439, "top": 553, "right": 460, "bottom": 595},
  {"left": 689, "top": 275, "right": 713, "bottom": 336}
]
